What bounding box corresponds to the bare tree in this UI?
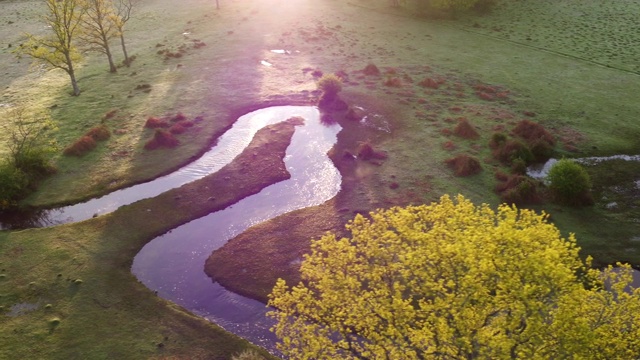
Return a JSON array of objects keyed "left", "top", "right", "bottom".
[
  {"left": 113, "top": 0, "right": 135, "bottom": 66},
  {"left": 17, "top": 0, "right": 86, "bottom": 96},
  {"left": 80, "top": 0, "right": 119, "bottom": 73}
]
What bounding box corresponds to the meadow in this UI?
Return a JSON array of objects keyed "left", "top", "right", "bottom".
[{"left": 2, "top": 0, "right": 640, "bottom": 358}]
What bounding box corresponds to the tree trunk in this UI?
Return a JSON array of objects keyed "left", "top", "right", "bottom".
[
  {"left": 65, "top": 52, "right": 81, "bottom": 96},
  {"left": 120, "top": 33, "right": 130, "bottom": 66},
  {"left": 106, "top": 45, "right": 117, "bottom": 73},
  {"left": 216, "top": 0, "right": 219, "bottom": 9},
  {"left": 69, "top": 69, "right": 81, "bottom": 96}
]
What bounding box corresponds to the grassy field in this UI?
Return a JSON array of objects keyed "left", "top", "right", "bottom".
[{"left": 2, "top": 0, "right": 640, "bottom": 357}]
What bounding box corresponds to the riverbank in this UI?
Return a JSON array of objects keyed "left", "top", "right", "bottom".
[{"left": 0, "top": 120, "right": 297, "bottom": 359}]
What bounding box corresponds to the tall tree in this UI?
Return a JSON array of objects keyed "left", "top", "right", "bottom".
[
  {"left": 17, "top": 0, "right": 86, "bottom": 96},
  {"left": 113, "top": 0, "right": 135, "bottom": 66},
  {"left": 80, "top": 0, "right": 118, "bottom": 73},
  {"left": 269, "top": 195, "right": 640, "bottom": 359}
]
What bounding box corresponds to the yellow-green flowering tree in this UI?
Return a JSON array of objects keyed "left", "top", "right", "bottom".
[
  {"left": 268, "top": 195, "right": 640, "bottom": 359},
  {"left": 17, "top": 0, "right": 85, "bottom": 96}
]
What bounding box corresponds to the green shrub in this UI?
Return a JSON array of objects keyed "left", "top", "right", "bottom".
[
  {"left": 547, "top": 159, "right": 593, "bottom": 206},
  {"left": 0, "top": 163, "right": 29, "bottom": 210},
  {"left": 495, "top": 174, "right": 541, "bottom": 205},
  {"left": 492, "top": 139, "right": 533, "bottom": 165},
  {"left": 488, "top": 132, "right": 508, "bottom": 149},
  {"left": 14, "top": 149, "right": 56, "bottom": 180}
]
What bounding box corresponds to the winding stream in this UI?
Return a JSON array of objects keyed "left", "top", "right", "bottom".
[
  {"left": 131, "top": 106, "right": 341, "bottom": 354},
  {"left": 3, "top": 106, "right": 639, "bottom": 355},
  {"left": 1, "top": 106, "right": 337, "bottom": 230}
]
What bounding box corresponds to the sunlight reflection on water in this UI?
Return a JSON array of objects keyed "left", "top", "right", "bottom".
[{"left": 132, "top": 106, "right": 341, "bottom": 355}]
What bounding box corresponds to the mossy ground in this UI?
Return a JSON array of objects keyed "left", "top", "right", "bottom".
[{"left": 2, "top": 0, "right": 640, "bottom": 357}]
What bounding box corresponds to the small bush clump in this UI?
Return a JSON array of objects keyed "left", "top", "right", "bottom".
[
  {"left": 496, "top": 174, "right": 541, "bottom": 205},
  {"left": 171, "top": 112, "right": 187, "bottom": 122},
  {"left": 144, "top": 129, "right": 179, "bottom": 150},
  {"left": 169, "top": 124, "right": 187, "bottom": 134},
  {"left": 85, "top": 125, "right": 111, "bottom": 141},
  {"left": 383, "top": 77, "right": 402, "bottom": 87},
  {"left": 63, "top": 136, "right": 97, "bottom": 157},
  {"left": 0, "top": 164, "right": 28, "bottom": 210},
  {"left": 356, "top": 141, "right": 387, "bottom": 161},
  {"left": 445, "top": 154, "right": 482, "bottom": 177},
  {"left": 145, "top": 117, "right": 169, "bottom": 129},
  {"left": 418, "top": 77, "right": 440, "bottom": 89},
  {"left": 317, "top": 74, "right": 342, "bottom": 99},
  {"left": 512, "top": 120, "right": 555, "bottom": 162},
  {"left": 363, "top": 63, "right": 380, "bottom": 76},
  {"left": 547, "top": 159, "right": 593, "bottom": 206},
  {"left": 492, "top": 139, "right": 533, "bottom": 165},
  {"left": 453, "top": 118, "right": 480, "bottom": 139},
  {"left": 488, "top": 132, "right": 508, "bottom": 149}
]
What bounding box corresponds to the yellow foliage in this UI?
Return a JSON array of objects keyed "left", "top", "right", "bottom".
[{"left": 268, "top": 195, "right": 640, "bottom": 359}]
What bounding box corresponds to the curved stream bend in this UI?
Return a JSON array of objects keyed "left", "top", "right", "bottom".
[
  {"left": 132, "top": 106, "right": 341, "bottom": 354},
  {"left": 2, "top": 106, "right": 334, "bottom": 229}
]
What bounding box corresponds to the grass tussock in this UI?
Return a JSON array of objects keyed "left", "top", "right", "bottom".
[
  {"left": 144, "top": 129, "right": 179, "bottom": 150},
  {"left": 144, "top": 117, "right": 169, "bottom": 129},
  {"left": 85, "top": 125, "right": 111, "bottom": 141},
  {"left": 445, "top": 154, "right": 482, "bottom": 176},
  {"left": 384, "top": 77, "right": 402, "bottom": 87},
  {"left": 356, "top": 141, "right": 387, "bottom": 161},
  {"left": 453, "top": 118, "right": 480, "bottom": 139},
  {"left": 363, "top": 63, "right": 381, "bottom": 76},
  {"left": 63, "top": 136, "right": 97, "bottom": 157},
  {"left": 495, "top": 172, "right": 542, "bottom": 205}
]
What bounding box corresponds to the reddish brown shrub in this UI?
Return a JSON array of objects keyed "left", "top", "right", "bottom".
[
  {"left": 494, "top": 170, "right": 509, "bottom": 182},
  {"left": 474, "top": 84, "right": 497, "bottom": 93},
  {"left": 362, "top": 64, "right": 380, "bottom": 76},
  {"left": 512, "top": 120, "right": 555, "bottom": 161},
  {"left": 453, "top": 118, "right": 480, "bottom": 139},
  {"left": 384, "top": 77, "right": 402, "bottom": 87},
  {"left": 445, "top": 154, "right": 482, "bottom": 176},
  {"left": 171, "top": 112, "right": 187, "bottom": 122},
  {"left": 177, "top": 120, "right": 194, "bottom": 128},
  {"left": 419, "top": 77, "right": 440, "bottom": 89},
  {"left": 356, "top": 141, "right": 387, "bottom": 161},
  {"left": 440, "top": 128, "right": 453, "bottom": 136},
  {"left": 63, "top": 136, "right": 97, "bottom": 157},
  {"left": 144, "top": 129, "right": 179, "bottom": 150},
  {"left": 85, "top": 125, "right": 111, "bottom": 141},
  {"left": 512, "top": 119, "right": 555, "bottom": 146},
  {"left": 169, "top": 124, "right": 186, "bottom": 134},
  {"left": 477, "top": 92, "right": 495, "bottom": 101},
  {"left": 145, "top": 117, "right": 169, "bottom": 128}
]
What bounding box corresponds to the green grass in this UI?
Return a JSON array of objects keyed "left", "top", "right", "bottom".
[
  {"left": 0, "top": 120, "right": 294, "bottom": 359},
  {"left": 207, "top": 0, "right": 640, "bottom": 304},
  {"left": 3, "top": 0, "right": 640, "bottom": 357}
]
